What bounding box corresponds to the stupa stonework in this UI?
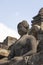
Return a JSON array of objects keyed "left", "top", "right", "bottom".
[
  {"left": 31, "top": 8, "right": 43, "bottom": 41},
  {"left": 32, "top": 8, "right": 43, "bottom": 27}
]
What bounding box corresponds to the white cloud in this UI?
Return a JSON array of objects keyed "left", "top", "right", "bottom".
[{"left": 0, "top": 23, "right": 20, "bottom": 42}]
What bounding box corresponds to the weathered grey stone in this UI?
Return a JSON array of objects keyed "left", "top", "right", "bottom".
[
  {"left": 0, "top": 51, "right": 43, "bottom": 65},
  {"left": 8, "top": 20, "right": 37, "bottom": 60}
]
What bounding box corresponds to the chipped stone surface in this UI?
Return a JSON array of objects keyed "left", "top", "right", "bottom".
[{"left": 0, "top": 51, "right": 43, "bottom": 65}]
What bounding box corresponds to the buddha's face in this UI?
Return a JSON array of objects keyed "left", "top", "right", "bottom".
[
  {"left": 18, "top": 25, "right": 27, "bottom": 36},
  {"left": 17, "top": 20, "right": 29, "bottom": 36}
]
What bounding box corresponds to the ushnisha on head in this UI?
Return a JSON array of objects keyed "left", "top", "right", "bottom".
[{"left": 17, "top": 20, "right": 29, "bottom": 36}]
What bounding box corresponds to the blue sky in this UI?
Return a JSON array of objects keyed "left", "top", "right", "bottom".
[{"left": 0, "top": 0, "right": 43, "bottom": 31}]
